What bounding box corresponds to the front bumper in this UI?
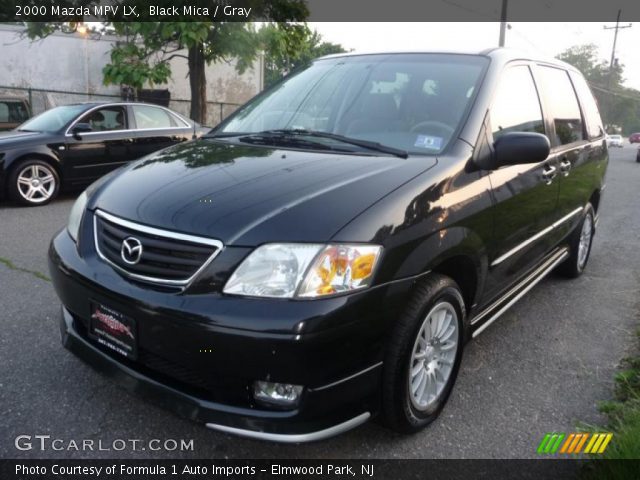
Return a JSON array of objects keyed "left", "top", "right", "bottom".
[
  {"left": 49, "top": 226, "right": 416, "bottom": 441},
  {"left": 59, "top": 306, "right": 373, "bottom": 442}
]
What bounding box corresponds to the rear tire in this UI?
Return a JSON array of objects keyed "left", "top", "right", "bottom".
[
  {"left": 557, "top": 204, "right": 595, "bottom": 278},
  {"left": 382, "top": 274, "right": 466, "bottom": 433},
  {"left": 8, "top": 159, "right": 60, "bottom": 206}
]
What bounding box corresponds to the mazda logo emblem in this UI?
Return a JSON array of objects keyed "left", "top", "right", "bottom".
[{"left": 121, "top": 237, "right": 143, "bottom": 265}]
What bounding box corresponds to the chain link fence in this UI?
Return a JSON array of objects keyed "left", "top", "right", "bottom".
[{"left": 0, "top": 85, "right": 241, "bottom": 127}]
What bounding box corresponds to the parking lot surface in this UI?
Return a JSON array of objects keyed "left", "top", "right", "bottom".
[{"left": 1, "top": 147, "right": 639, "bottom": 459}]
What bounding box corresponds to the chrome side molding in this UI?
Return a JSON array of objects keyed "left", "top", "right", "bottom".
[
  {"left": 491, "top": 207, "right": 582, "bottom": 267},
  {"left": 472, "top": 248, "right": 569, "bottom": 337}
]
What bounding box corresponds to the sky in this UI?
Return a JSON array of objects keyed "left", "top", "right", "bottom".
[{"left": 310, "top": 22, "right": 640, "bottom": 91}]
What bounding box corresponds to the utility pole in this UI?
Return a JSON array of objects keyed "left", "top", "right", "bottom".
[
  {"left": 604, "top": 10, "right": 632, "bottom": 92},
  {"left": 498, "top": 0, "right": 508, "bottom": 47},
  {"left": 603, "top": 10, "right": 632, "bottom": 131}
]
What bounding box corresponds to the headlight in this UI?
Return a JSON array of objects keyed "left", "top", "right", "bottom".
[
  {"left": 223, "top": 243, "right": 382, "bottom": 299},
  {"left": 297, "top": 245, "right": 382, "bottom": 298},
  {"left": 67, "top": 190, "right": 88, "bottom": 243},
  {"left": 67, "top": 169, "right": 119, "bottom": 243}
]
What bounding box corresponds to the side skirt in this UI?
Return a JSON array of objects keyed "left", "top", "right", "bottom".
[{"left": 470, "top": 247, "right": 569, "bottom": 338}]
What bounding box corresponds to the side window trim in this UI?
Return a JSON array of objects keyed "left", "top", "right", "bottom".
[{"left": 126, "top": 104, "right": 137, "bottom": 130}]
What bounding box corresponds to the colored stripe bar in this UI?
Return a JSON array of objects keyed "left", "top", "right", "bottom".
[
  {"left": 550, "top": 433, "right": 565, "bottom": 453},
  {"left": 584, "top": 434, "right": 599, "bottom": 454},
  {"left": 560, "top": 434, "right": 575, "bottom": 454},
  {"left": 545, "top": 434, "right": 559, "bottom": 453},
  {"left": 597, "top": 433, "right": 613, "bottom": 454},
  {"left": 588, "top": 434, "right": 607, "bottom": 454},
  {"left": 567, "top": 433, "right": 583, "bottom": 453},
  {"left": 574, "top": 433, "right": 589, "bottom": 453},
  {"left": 537, "top": 434, "right": 552, "bottom": 454}
]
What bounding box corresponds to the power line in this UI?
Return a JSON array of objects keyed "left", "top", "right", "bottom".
[{"left": 588, "top": 83, "right": 640, "bottom": 102}]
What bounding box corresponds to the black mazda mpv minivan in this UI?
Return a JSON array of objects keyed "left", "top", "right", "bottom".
[{"left": 49, "top": 49, "right": 608, "bottom": 442}]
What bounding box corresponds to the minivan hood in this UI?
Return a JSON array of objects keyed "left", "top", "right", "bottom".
[{"left": 92, "top": 139, "right": 437, "bottom": 245}]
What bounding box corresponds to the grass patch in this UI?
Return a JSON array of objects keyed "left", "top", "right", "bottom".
[
  {"left": 581, "top": 329, "right": 640, "bottom": 479},
  {"left": 0, "top": 256, "right": 50, "bottom": 282}
]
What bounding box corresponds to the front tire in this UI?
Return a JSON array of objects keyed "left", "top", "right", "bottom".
[
  {"left": 382, "top": 274, "right": 466, "bottom": 433},
  {"left": 8, "top": 159, "right": 60, "bottom": 206},
  {"left": 557, "top": 204, "right": 595, "bottom": 278}
]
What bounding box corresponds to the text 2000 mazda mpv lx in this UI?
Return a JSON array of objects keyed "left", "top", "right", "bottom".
[{"left": 49, "top": 49, "right": 608, "bottom": 442}]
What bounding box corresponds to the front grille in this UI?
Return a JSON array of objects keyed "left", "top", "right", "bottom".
[{"left": 94, "top": 210, "right": 223, "bottom": 285}]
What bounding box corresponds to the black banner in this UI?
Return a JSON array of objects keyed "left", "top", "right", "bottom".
[
  {"left": 2, "top": 0, "right": 640, "bottom": 22},
  {"left": 3, "top": 459, "right": 640, "bottom": 480}
]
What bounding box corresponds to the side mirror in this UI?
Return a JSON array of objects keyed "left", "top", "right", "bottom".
[
  {"left": 71, "top": 123, "right": 93, "bottom": 139},
  {"left": 494, "top": 132, "right": 550, "bottom": 168}
]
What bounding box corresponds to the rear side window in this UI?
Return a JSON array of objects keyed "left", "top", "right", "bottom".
[
  {"left": 569, "top": 72, "right": 604, "bottom": 140},
  {"left": 491, "top": 66, "right": 545, "bottom": 139},
  {"left": 133, "top": 106, "right": 175, "bottom": 129},
  {"left": 537, "top": 66, "right": 585, "bottom": 146}
]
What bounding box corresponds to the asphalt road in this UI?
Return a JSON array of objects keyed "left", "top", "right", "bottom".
[{"left": 1, "top": 147, "right": 639, "bottom": 459}]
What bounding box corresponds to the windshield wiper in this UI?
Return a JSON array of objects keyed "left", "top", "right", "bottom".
[
  {"left": 252, "top": 129, "right": 409, "bottom": 159},
  {"left": 233, "top": 131, "right": 356, "bottom": 154},
  {"left": 204, "top": 131, "right": 248, "bottom": 138}
]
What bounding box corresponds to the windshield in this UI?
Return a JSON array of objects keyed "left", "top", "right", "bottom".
[
  {"left": 219, "top": 53, "right": 488, "bottom": 155},
  {"left": 18, "top": 105, "right": 88, "bottom": 133}
]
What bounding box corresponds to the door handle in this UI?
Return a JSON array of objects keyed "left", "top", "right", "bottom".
[
  {"left": 542, "top": 165, "right": 557, "bottom": 184},
  {"left": 559, "top": 158, "right": 572, "bottom": 176}
]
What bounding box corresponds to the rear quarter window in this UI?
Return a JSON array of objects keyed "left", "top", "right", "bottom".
[
  {"left": 133, "top": 106, "right": 176, "bottom": 129},
  {"left": 536, "top": 66, "right": 586, "bottom": 146},
  {"left": 569, "top": 72, "right": 604, "bottom": 140}
]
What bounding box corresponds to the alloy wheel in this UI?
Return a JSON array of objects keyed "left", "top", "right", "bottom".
[
  {"left": 16, "top": 164, "right": 56, "bottom": 204},
  {"left": 577, "top": 213, "right": 593, "bottom": 270},
  {"left": 408, "top": 301, "right": 459, "bottom": 411}
]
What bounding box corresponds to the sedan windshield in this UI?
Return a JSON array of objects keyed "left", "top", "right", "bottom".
[
  {"left": 18, "top": 105, "right": 88, "bottom": 133},
  {"left": 218, "top": 53, "right": 488, "bottom": 155}
]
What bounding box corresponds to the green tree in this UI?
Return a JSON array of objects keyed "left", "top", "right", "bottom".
[
  {"left": 556, "top": 44, "right": 640, "bottom": 134},
  {"left": 259, "top": 25, "right": 347, "bottom": 87},
  {"left": 26, "top": 0, "right": 308, "bottom": 124}
]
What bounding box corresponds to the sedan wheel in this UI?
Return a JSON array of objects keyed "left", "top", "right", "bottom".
[{"left": 9, "top": 160, "right": 60, "bottom": 206}]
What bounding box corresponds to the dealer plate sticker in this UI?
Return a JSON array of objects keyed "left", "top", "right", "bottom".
[{"left": 89, "top": 302, "right": 138, "bottom": 360}]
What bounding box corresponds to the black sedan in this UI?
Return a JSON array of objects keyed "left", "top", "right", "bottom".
[{"left": 0, "top": 102, "right": 205, "bottom": 206}]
